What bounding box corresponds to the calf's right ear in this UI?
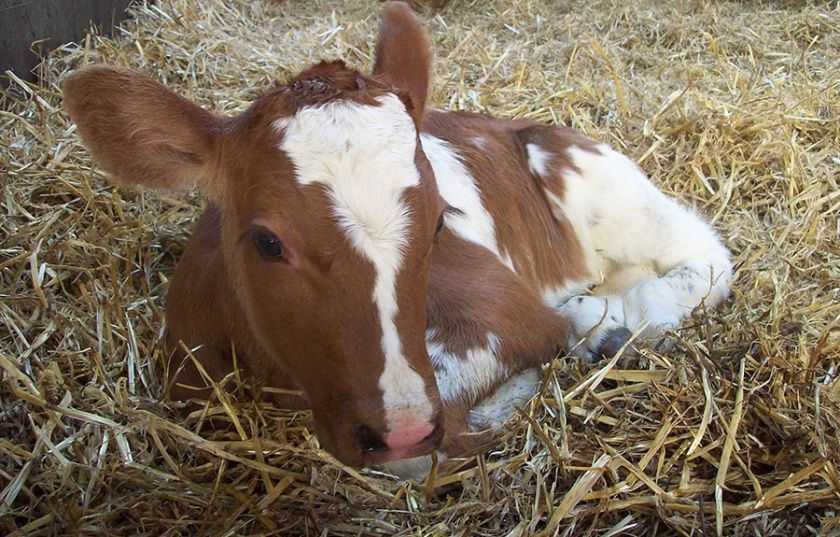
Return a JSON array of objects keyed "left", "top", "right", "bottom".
[{"left": 63, "top": 65, "right": 223, "bottom": 194}]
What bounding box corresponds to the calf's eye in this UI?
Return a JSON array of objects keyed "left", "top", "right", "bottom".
[{"left": 253, "top": 228, "right": 286, "bottom": 260}]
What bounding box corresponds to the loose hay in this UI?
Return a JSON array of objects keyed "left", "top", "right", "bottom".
[{"left": 1, "top": 0, "right": 838, "bottom": 535}]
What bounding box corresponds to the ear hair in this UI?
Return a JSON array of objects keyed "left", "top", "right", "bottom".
[
  {"left": 372, "top": 2, "right": 432, "bottom": 123},
  {"left": 63, "top": 65, "right": 224, "bottom": 195}
]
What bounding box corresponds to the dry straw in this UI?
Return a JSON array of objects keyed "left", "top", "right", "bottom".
[{"left": 1, "top": 0, "right": 839, "bottom": 535}]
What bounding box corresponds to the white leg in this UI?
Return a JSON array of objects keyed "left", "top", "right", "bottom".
[
  {"left": 379, "top": 454, "right": 439, "bottom": 479},
  {"left": 622, "top": 256, "right": 731, "bottom": 337},
  {"left": 468, "top": 367, "right": 541, "bottom": 432},
  {"left": 555, "top": 295, "right": 628, "bottom": 361},
  {"left": 557, "top": 254, "right": 731, "bottom": 361},
  {"left": 531, "top": 139, "right": 733, "bottom": 358}
]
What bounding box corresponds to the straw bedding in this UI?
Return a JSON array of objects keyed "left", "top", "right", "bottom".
[{"left": 1, "top": 0, "right": 838, "bottom": 535}]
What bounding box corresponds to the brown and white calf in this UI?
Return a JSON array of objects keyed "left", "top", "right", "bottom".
[{"left": 63, "top": 3, "right": 731, "bottom": 472}]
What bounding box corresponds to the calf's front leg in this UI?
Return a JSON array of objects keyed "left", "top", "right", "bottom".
[
  {"left": 545, "top": 142, "right": 733, "bottom": 361},
  {"left": 556, "top": 256, "right": 731, "bottom": 362}
]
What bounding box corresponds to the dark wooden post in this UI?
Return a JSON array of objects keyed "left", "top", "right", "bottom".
[{"left": 1, "top": 0, "right": 134, "bottom": 83}]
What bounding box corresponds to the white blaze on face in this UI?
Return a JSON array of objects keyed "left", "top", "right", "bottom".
[{"left": 273, "top": 94, "right": 434, "bottom": 429}]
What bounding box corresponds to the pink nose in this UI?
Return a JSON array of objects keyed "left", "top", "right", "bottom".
[{"left": 383, "top": 421, "right": 436, "bottom": 450}]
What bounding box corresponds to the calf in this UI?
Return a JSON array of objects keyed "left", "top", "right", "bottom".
[{"left": 63, "top": 2, "right": 731, "bottom": 472}]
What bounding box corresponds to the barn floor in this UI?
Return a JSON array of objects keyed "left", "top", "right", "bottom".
[{"left": 1, "top": 0, "right": 838, "bottom": 535}]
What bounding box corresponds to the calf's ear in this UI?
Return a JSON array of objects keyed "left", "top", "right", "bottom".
[
  {"left": 372, "top": 2, "right": 432, "bottom": 123},
  {"left": 63, "top": 65, "right": 223, "bottom": 195}
]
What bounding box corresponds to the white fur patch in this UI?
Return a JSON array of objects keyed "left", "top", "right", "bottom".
[
  {"left": 559, "top": 144, "right": 731, "bottom": 284},
  {"left": 273, "top": 94, "right": 434, "bottom": 427},
  {"left": 426, "top": 333, "right": 506, "bottom": 403},
  {"left": 469, "top": 367, "right": 541, "bottom": 432},
  {"left": 420, "top": 134, "right": 504, "bottom": 260},
  {"left": 470, "top": 136, "right": 487, "bottom": 149},
  {"left": 525, "top": 143, "right": 551, "bottom": 179},
  {"left": 500, "top": 251, "right": 517, "bottom": 274},
  {"left": 547, "top": 143, "right": 732, "bottom": 355}
]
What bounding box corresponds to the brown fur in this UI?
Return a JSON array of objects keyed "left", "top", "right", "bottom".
[
  {"left": 62, "top": 65, "right": 224, "bottom": 194},
  {"left": 424, "top": 113, "right": 591, "bottom": 300},
  {"left": 373, "top": 1, "right": 433, "bottom": 123}
]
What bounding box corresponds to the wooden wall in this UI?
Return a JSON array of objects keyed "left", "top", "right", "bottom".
[{"left": 1, "top": 0, "right": 134, "bottom": 83}]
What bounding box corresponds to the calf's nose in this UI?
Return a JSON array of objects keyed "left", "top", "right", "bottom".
[
  {"left": 384, "top": 419, "right": 436, "bottom": 450},
  {"left": 354, "top": 411, "right": 443, "bottom": 463}
]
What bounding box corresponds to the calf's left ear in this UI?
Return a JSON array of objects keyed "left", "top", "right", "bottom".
[
  {"left": 372, "top": 1, "right": 432, "bottom": 123},
  {"left": 63, "top": 65, "right": 224, "bottom": 196}
]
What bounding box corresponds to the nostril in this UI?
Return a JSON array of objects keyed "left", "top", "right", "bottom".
[{"left": 355, "top": 425, "right": 388, "bottom": 454}]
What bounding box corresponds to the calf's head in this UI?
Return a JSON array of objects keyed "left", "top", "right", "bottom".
[{"left": 63, "top": 3, "right": 446, "bottom": 467}]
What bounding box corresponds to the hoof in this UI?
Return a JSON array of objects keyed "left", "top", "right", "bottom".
[{"left": 594, "top": 327, "right": 633, "bottom": 359}]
